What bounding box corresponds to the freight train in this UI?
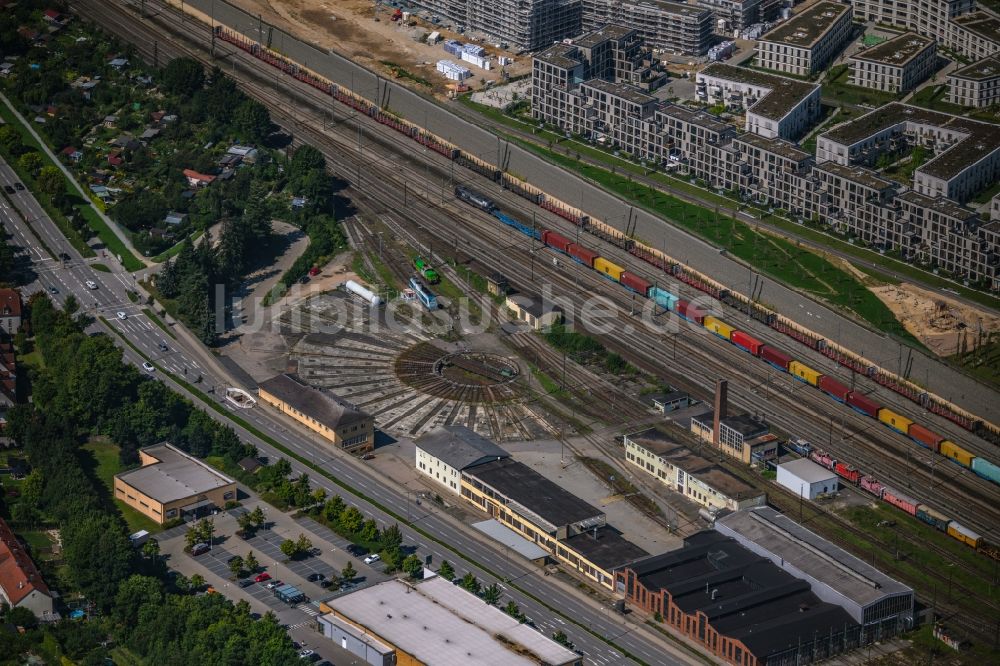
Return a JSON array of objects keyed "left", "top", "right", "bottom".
[
  {"left": 787, "top": 440, "right": 997, "bottom": 557},
  {"left": 212, "top": 23, "right": 997, "bottom": 445},
  {"left": 454, "top": 185, "right": 1000, "bottom": 492},
  {"left": 413, "top": 257, "right": 439, "bottom": 284}
]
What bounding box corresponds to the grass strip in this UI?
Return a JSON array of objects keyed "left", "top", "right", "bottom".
[
  {"left": 153, "top": 230, "right": 205, "bottom": 263},
  {"left": 100, "top": 320, "right": 649, "bottom": 664}
]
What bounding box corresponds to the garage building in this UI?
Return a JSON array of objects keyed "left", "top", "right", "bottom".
[{"left": 776, "top": 458, "right": 838, "bottom": 500}]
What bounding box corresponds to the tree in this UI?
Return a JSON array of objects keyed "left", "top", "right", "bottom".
[
  {"left": 503, "top": 600, "right": 524, "bottom": 621},
  {"left": 482, "top": 582, "right": 501, "bottom": 606},
  {"left": 249, "top": 505, "right": 266, "bottom": 528},
  {"left": 237, "top": 511, "right": 255, "bottom": 534},
  {"left": 359, "top": 519, "right": 379, "bottom": 543},
  {"left": 228, "top": 555, "right": 245, "bottom": 579},
  {"left": 163, "top": 57, "right": 205, "bottom": 97},
  {"left": 340, "top": 506, "right": 363, "bottom": 533},
  {"left": 17, "top": 151, "right": 42, "bottom": 176},
  {"left": 380, "top": 523, "right": 403, "bottom": 551},
  {"left": 295, "top": 533, "right": 312, "bottom": 554},
  {"left": 322, "top": 495, "right": 345, "bottom": 523},
  {"left": 234, "top": 99, "right": 272, "bottom": 142},
  {"left": 0, "top": 126, "right": 24, "bottom": 156},
  {"left": 114, "top": 575, "right": 163, "bottom": 628},
  {"left": 552, "top": 630, "right": 573, "bottom": 649},
  {"left": 341, "top": 560, "right": 356, "bottom": 583},
  {"left": 36, "top": 165, "right": 64, "bottom": 198},
  {"left": 62, "top": 512, "right": 135, "bottom": 609},
  {"left": 310, "top": 487, "right": 327, "bottom": 505},
  {"left": 280, "top": 538, "right": 298, "bottom": 559},
  {"left": 459, "top": 572, "right": 480, "bottom": 595},
  {"left": 437, "top": 560, "right": 455, "bottom": 581},
  {"left": 288, "top": 145, "right": 325, "bottom": 185},
  {"left": 402, "top": 554, "right": 423, "bottom": 579},
  {"left": 189, "top": 573, "right": 205, "bottom": 591},
  {"left": 141, "top": 538, "right": 160, "bottom": 560},
  {"left": 244, "top": 551, "right": 259, "bottom": 573}
]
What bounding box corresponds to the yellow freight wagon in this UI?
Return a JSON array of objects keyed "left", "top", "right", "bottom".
[
  {"left": 947, "top": 522, "right": 981, "bottom": 548},
  {"left": 878, "top": 407, "right": 913, "bottom": 434},
  {"left": 594, "top": 257, "right": 624, "bottom": 281},
  {"left": 788, "top": 360, "right": 821, "bottom": 386},
  {"left": 940, "top": 440, "right": 974, "bottom": 467},
  {"left": 703, "top": 316, "right": 735, "bottom": 340}
]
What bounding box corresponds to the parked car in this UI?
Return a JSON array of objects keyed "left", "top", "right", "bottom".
[
  {"left": 227, "top": 555, "right": 242, "bottom": 565},
  {"left": 308, "top": 547, "right": 322, "bottom": 557},
  {"left": 254, "top": 572, "right": 271, "bottom": 583},
  {"left": 48, "top": 286, "right": 58, "bottom": 294},
  {"left": 297, "top": 649, "right": 314, "bottom": 659},
  {"left": 363, "top": 553, "right": 381, "bottom": 565},
  {"left": 265, "top": 580, "right": 282, "bottom": 590},
  {"left": 190, "top": 543, "right": 210, "bottom": 556},
  {"left": 238, "top": 579, "right": 253, "bottom": 588},
  {"left": 306, "top": 573, "right": 326, "bottom": 582},
  {"left": 346, "top": 544, "right": 367, "bottom": 557}
]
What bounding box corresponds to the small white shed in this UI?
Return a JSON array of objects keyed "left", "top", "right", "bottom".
[{"left": 776, "top": 458, "right": 838, "bottom": 500}]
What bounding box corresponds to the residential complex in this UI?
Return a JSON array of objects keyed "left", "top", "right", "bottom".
[
  {"left": 257, "top": 373, "right": 374, "bottom": 453},
  {"left": 851, "top": 0, "right": 1000, "bottom": 62},
  {"left": 695, "top": 0, "right": 764, "bottom": 34},
  {"left": 624, "top": 427, "right": 766, "bottom": 511},
  {"left": 317, "top": 577, "right": 583, "bottom": 666},
  {"left": 113, "top": 443, "right": 238, "bottom": 524},
  {"left": 412, "top": 0, "right": 581, "bottom": 51},
  {"left": 848, "top": 32, "right": 937, "bottom": 93},
  {"left": 948, "top": 55, "right": 1000, "bottom": 107},
  {"left": 580, "top": 0, "right": 714, "bottom": 54},
  {"left": 755, "top": 1, "right": 852, "bottom": 77},
  {"left": 0, "top": 288, "right": 22, "bottom": 335},
  {"left": 0, "top": 516, "right": 54, "bottom": 618}
]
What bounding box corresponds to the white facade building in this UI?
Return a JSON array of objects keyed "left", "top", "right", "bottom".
[{"left": 776, "top": 458, "right": 839, "bottom": 499}]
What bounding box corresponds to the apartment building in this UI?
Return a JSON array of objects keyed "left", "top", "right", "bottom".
[
  {"left": 898, "top": 191, "right": 998, "bottom": 283},
  {"left": 817, "top": 102, "right": 1000, "bottom": 204},
  {"left": 580, "top": 0, "right": 714, "bottom": 54},
  {"left": 696, "top": 0, "right": 762, "bottom": 34},
  {"left": 657, "top": 104, "right": 738, "bottom": 182},
  {"left": 851, "top": 0, "right": 999, "bottom": 62},
  {"left": 696, "top": 63, "right": 822, "bottom": 140},
  {"left": 813, "top": 162, "right": 903, "bottom": 248},
  {"left": 755, "top": 2, "right": 852, "bottom": 77},
  {"left": 849, "top": 32, "right": 937, "bottom": 93},
  {"left": 412, "top": 0, "right": 581, "bottom": 51},
  {"left": 948, "top": 56, "right": 1000, "bottom": 107}
]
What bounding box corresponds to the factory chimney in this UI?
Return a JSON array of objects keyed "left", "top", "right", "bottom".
[{"left": 713, "top": 379, "right": 728, "bottom": 446}]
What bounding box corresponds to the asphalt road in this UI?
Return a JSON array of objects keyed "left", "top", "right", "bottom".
[
  {"left": 172, "top": 0, "right": 999, "bottom": 421},
  {"left": 0, "top": 155, "right": 689, "bottom": 665}
]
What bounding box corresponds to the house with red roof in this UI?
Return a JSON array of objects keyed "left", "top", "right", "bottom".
[
  {"left": 0, "top": 289, "right": 22, "bottom": 335},
  {"left": 0, "top": 516, "right": 53, "bottom": 617},
  {"left": 183, "top": 169, "right": 215, "bottom": 188}
]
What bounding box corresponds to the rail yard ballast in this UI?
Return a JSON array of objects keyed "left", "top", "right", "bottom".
[{"left": 211, "top": 25, "right": 998, "bottom": 448}]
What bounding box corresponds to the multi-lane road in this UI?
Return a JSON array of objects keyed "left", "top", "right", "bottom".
[{"left": 0, "top": 155, "right": 691, "bottom": 665}]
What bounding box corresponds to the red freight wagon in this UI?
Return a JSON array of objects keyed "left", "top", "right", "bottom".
[
  {"left": 846, "top": 391, "right": 881, "bottom": 418},
  {"left": 908, "top": 423, "right": 945, "bottom": 452},
  {"left": 731, "top": 330, "right": 764, "bottom": 355},
  {"left": 810, "top": 450, "right": 835, "bottom": 469},
  {"left": 760, "top": 345, "right": 792, "bottom": 371},
  {"left": 542, "top": 230, "right": 572, "bottom": 254},
  {"left": 567, "top": 243, "right": 599, "bottom": 268},
  {"left": 859, "top": 476, "right": 884, "bottom": 497},
  {"left": 620, "top": 271, "right": 652, "bottom": 296},
  {"left": 676, "top": 299, "right": 705, "bottom": 324},
  {"left": 882, "top": 486, "right": 919, "bottom": 516},
  {"left": 817, "top": 375, "right": 850, "bottom": 403},
  {"left": 834, "top": 462, "right": 860, "bottom": 484}
]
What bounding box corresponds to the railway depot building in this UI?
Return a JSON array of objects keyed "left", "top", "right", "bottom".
[
  {"left": 114, "top": 443, "right": 237, "bottom": 524},
  {"left": 624, "top": 428, "right": 766, "bottom": 512},
  {"left": 755, "top": 2, "right": 852, "bottom": 77},
  {"left": 617, "top": 531, "right": 862, "bottom": 666},
  {"left": 715, "top": 508, "right": 914, "bottom": 629},
  {"left": 948, "top": 56, "right": 1000, "bottom": 107},
  {"left": 848, "top": 33, "right": 937, "bottom": 94},
  {"left": 415, "top": 425, "right": 509, "bottom": 494},
  {"left": 258, "top": 373, "right": 374, "bottom": 453},
  {"left": 690, "top": 411, "right": 776, "bottom": 464}
]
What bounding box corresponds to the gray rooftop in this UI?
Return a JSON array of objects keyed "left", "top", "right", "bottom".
[
  {"left": 814, "top": 161, "right": 895, "bottom": 191},
  {"left": 472, "top": 519, "right": 549, "bottom": 560},
  {"left": 415, "top": 425, "right": 509, "bottom": 471},
  {"left": 715, "top": 507, "right": 913, "bottom": 608},
  {"left": 949, "top": 55, "right": 1000, "bottom": 82},
  {"left": 325, "top": 577, "right": 580, "bottom": 666},
  {"left": 850, "top": 32, "right": 934, "bottom": 67},
  {"left": 628, "top": 0, "right": 709, "bottom": 17},
  {"left": 116, "top": 443, "right": 235, "bottom": 504},
  {"left": 258, "top": 373, "right": 370, "bottom": 429},
  {"left": 583, "top": 77, "right": 657, "bottom": 106},
  {"left": 560, "top": 525, "right": 650, "bottom": 571},
  {"left": 760, "top": 1, "right": 850, "bottom": 49},
  {"left": 535, "top": 43, "right": 581, "bottom": 70},
  {"left": 735, "top": 131, "right": 812, "bottom": 162},
  {"left": 626, "top": 428, "right": 762, "bottom": 499},
  {"left": 698, "top": 63, "right": 820, "bottom": 121},
  {"left": 573, "top": 23, "right": 634, "bottom": 48},
  {"left": 898, "top": 190, "right": 979, "bottom": 221},
  {"left": 952, "top": 11, "right": 1000, "bottom": 45},
  {"left": 777, "top": 458, "right": 837, "bottom": 484},
  {"left": 465, "top": 458, "right": 605, "bottom": 531},
  {"left": 693, "top": 410, "right": 770, "bottom": 437}
]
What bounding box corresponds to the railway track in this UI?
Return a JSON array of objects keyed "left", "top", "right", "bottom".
[{"left": 82, "top": 0, "right": 1000, "bottom": 641}]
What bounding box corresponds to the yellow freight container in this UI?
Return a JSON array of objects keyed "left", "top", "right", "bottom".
[
  {"left": 947, "top": 522, "right": 981, "bottom": 548},
  {"left": 788, "top": 360, "right": 821, "bottom": 386},
  {"left": 940, "top": 440, "right": 974, "bottom": 467},
  {"left": 878, "top": 408, "right": 914, "bottom": 434},
  {"left": 703, "top": 316, "right": 736, "bottom": 340},
  {"left": 594, "top": 257, "right": 624, "bottom": 281}
]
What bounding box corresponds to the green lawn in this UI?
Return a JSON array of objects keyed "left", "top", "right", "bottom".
[
  {"left": 822, "top": 64, "right": 900, "bottom": 107},
  {"left": 81, "top": 439, "right": 162, "bottom": 534},
  {"left": 907, "top": 84, "right": 968, "bottom": 115}
]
